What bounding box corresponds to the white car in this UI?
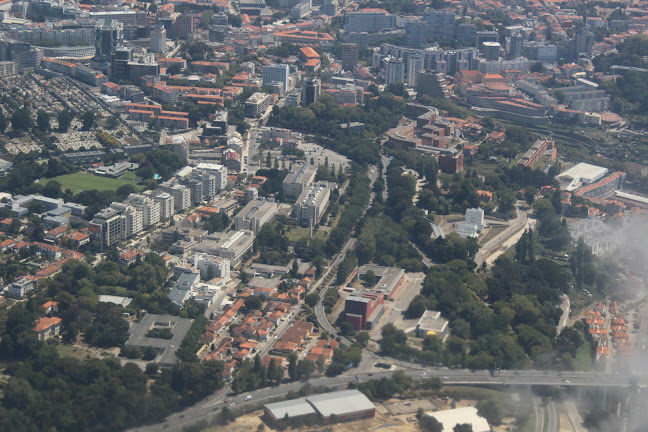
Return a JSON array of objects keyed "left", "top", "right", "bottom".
[{"left": 245, "top": 395, "right": 252, "bottom": 401}]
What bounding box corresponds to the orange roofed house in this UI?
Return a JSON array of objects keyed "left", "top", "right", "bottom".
[{"left": 33, "top": 317, "right": 62, "bottom": 341}]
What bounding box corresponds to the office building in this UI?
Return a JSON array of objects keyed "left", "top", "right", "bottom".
[
  {"left": 151, "top": 25, "right": 167, "bottom": 53},
  {"left": 575, "top": 27, "right": 595, "bottom": 55},
  {"left": 176, "top": 14, "right": 195, "bottom": 40},
  {"left": 344, "top": 290, "right": 384, "bottom": 330},
  {"left": 283, "top": 162, "right": 317, "bottom": 199},
  {"left": 509, "top": 33, "right": 523, "bottom": 59},
  {"left": 301, "top": 77, "right": 321, "bottom": 105},
  {"left": 475, "top": 31, "right": 499, "bottom": 51},
  {"left": 262, "top": 64, "right": 290, "bottom": 92},
  {"left": 383, "top": 56, "right": 404, "bottom": 86},
  {"left": 481, "top": 41, "right": 501, "bottom": 61},
  {"left": 110, "top": 46, "right": 132, "bottom": 82},
  {"left": 341, "top": 43, "right": 359, "bottom": 71},
  {"left": 244, "top": 92, "right": 272, "bottom": 117},
  {"left": 95, "top": 19, "right": 122, "bottom": 62},
  {"left": 292, "top": 182, "right": 331, "bottom": 226},
  {"left": 346, "top": 9, "right": 395, "bottom": 33},
  {"left": 234, "top": 198, "right": 279, "bottom": 235},
  {"left": 457, "top": 23, "right": 476, "bottom": 46},
  {"left": 423, "top": 9, "right": 455, "bottom": 40}
]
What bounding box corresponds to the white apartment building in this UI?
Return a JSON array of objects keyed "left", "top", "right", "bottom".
[{"left": 124, "top": 193, "right": 161, "bottom": 227}]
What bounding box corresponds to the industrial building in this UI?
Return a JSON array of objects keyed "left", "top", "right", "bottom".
[
  {"left": 415, "top": 310, "right": 449, "bottom": 339},
  {"left": 264, "top": 389, "right": 376, "bottom": 426}
]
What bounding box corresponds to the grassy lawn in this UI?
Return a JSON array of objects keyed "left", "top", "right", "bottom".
[
  {"left": 574, "top": 340, "right": 592, "bottom": 371},
  {"left": 479, "top": 225, "right": 507, "bottom": 246},
  {"left": 285, "top": 225, "right": 328, "bottom": 242},
  {"left": 47, "top": 172, "right": 144, "bottom": 193}
]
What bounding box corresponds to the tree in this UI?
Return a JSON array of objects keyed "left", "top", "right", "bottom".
[
  {"left": 288, "top": 352, "right": 297, "bottom": 381},
  {"left": 530, "top": 62, "right": 545, "bottom": 73},
  {"left": 476, "top": 398, "right": 504, "bottom": 426},
  {"left": 145, "top": 362, "right": 159, "bottom": 375},
  {"left": 148, "top": 1, "right": 157, "bottom": 13},
  {"left": 364, "top": 270, "right": 376, "bottom": 286},
  {"left": 419, "top": 415, "right": 444, "bottom": 432},
  {"left": 0, "top": 108, "right": 7, "bottom": 133},
  {"left": 57, "top": 110, "right": 73, "bottom": 132},
  {"left": 36, "top": 110, "right": 51, "bottom": 132},
  {"left": 106, "top": 115, "right": 120, "bottom": 129},
  {"left": 11, "top": 108, "right": 32, "bottom": 132},
  {"left": 356, "top": 331, "right": 370, "bottom": 347},
  {"left": 454, "top": 424, "right": 473, "bottom": 432},
  {"left": 405, "top": 294, "right": 427, "bottom": 319},
  {"left": 81, "top": 111, "right": 96, "bottom": 130},
  {"left": 304, "top": 292, "right": 319, "bottom": 308}
]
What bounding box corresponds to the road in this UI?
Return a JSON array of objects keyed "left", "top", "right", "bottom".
[
  {"left": 547, "top": 400, "right": 558, "bottom": 432},
  {"left": 128, "top": 367, "right": 641, "bottom": 432},
  {"left": 532, "top": 398, "right": 544, "bottom": 432},
  {"left": 474, "top": 203, "right": 529, "bottom": 267},
  {"left": 557, "top": 294, "right": 571, "bottom": 336}
]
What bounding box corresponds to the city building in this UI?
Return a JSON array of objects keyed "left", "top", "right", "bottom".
[
  {"left": 346, "top": 9, "right": 395, "bottom": 33},
  {"left": 0, "top": 61, "right": 17, "bottom": 77},
  {"left": 341, "top": 43, "right": 359, "bottom": 71},
  {"left": 159, "top": 183, "right": 191, "bottom": 213},
  {"left": 109, "top": 203, "right": 143, "bottom": 238},
  {"left": 438, "top": 152, "right": 464, "bottom": 173},
  {"left": 415, "top": 310, "right": 449, "bottom": 339},
  {"left": 301, "top": 77, "right": 321, "bottom": 105},
  {"left": 456, "top": 207, "right": 485, "bottom": 238},
  {"left": 383, "top": 56, "right": 404, "bottom": 86},
  {"left": 344, "top": 290, "right": 384, "bottom": 330},
  {"left": 357, "top": 265, "right": 406, "bottom": 299},
  {"left": 176, "top": 14, "right": 195, "bottom": 40},
  {"left": 517, "top": 138, "right": 555, "bottom": 168},
  {"left": 423, "top": 9, "right": 455, "bottom": 40},
  {"left": 405, "top": 20, "right": 429, "bottom": 47},
  {"left": 194, "top": 230, "right": 255, "bottom": 266},
  {"left": 7, "top": 276, "right": 36, "bottom": 298},
  {"left": 283, "top": 162, "right": 318, "bottom": 199},
  {"left": 89, "top": 207, "right": 126, "bottom": 250},
  {"left": 417, "top": 71, "right": 449, "bottom": 99},
  {"left": 406, "top": 54, "right": 424, "bottom": 87},
  {"left": 234, "top": 198, "right": 279, "bottom": 235},
  {"left": 123, "top": 194, "right": 160, "bottom": 228},
  {"left": 262, "top": 64, "right": 290, "bottom": 93},
  {"left": 292, "top": 182, "right": 332, "bottom": 226},
  {"left": 481, "top": 41, "right": 501, "bottom": 60},
  {"left": 244, "top": 92, "right": 272, "bottom": 118},
  {"left": 151, "top": 25, "right": 167, "bottom": 53}
]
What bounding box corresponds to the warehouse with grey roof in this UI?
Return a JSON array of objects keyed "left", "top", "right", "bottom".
[{"left": 263, "top": 389, "right": 375, "bottom": 426}]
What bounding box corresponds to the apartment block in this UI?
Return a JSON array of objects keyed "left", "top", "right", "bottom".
[{"left": 124, "top": 193, "right": 161, "bottom": 227}]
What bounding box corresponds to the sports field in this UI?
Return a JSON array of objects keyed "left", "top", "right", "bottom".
[{"left": 46, "top": 172, "right": 144, "bottom": 193}]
